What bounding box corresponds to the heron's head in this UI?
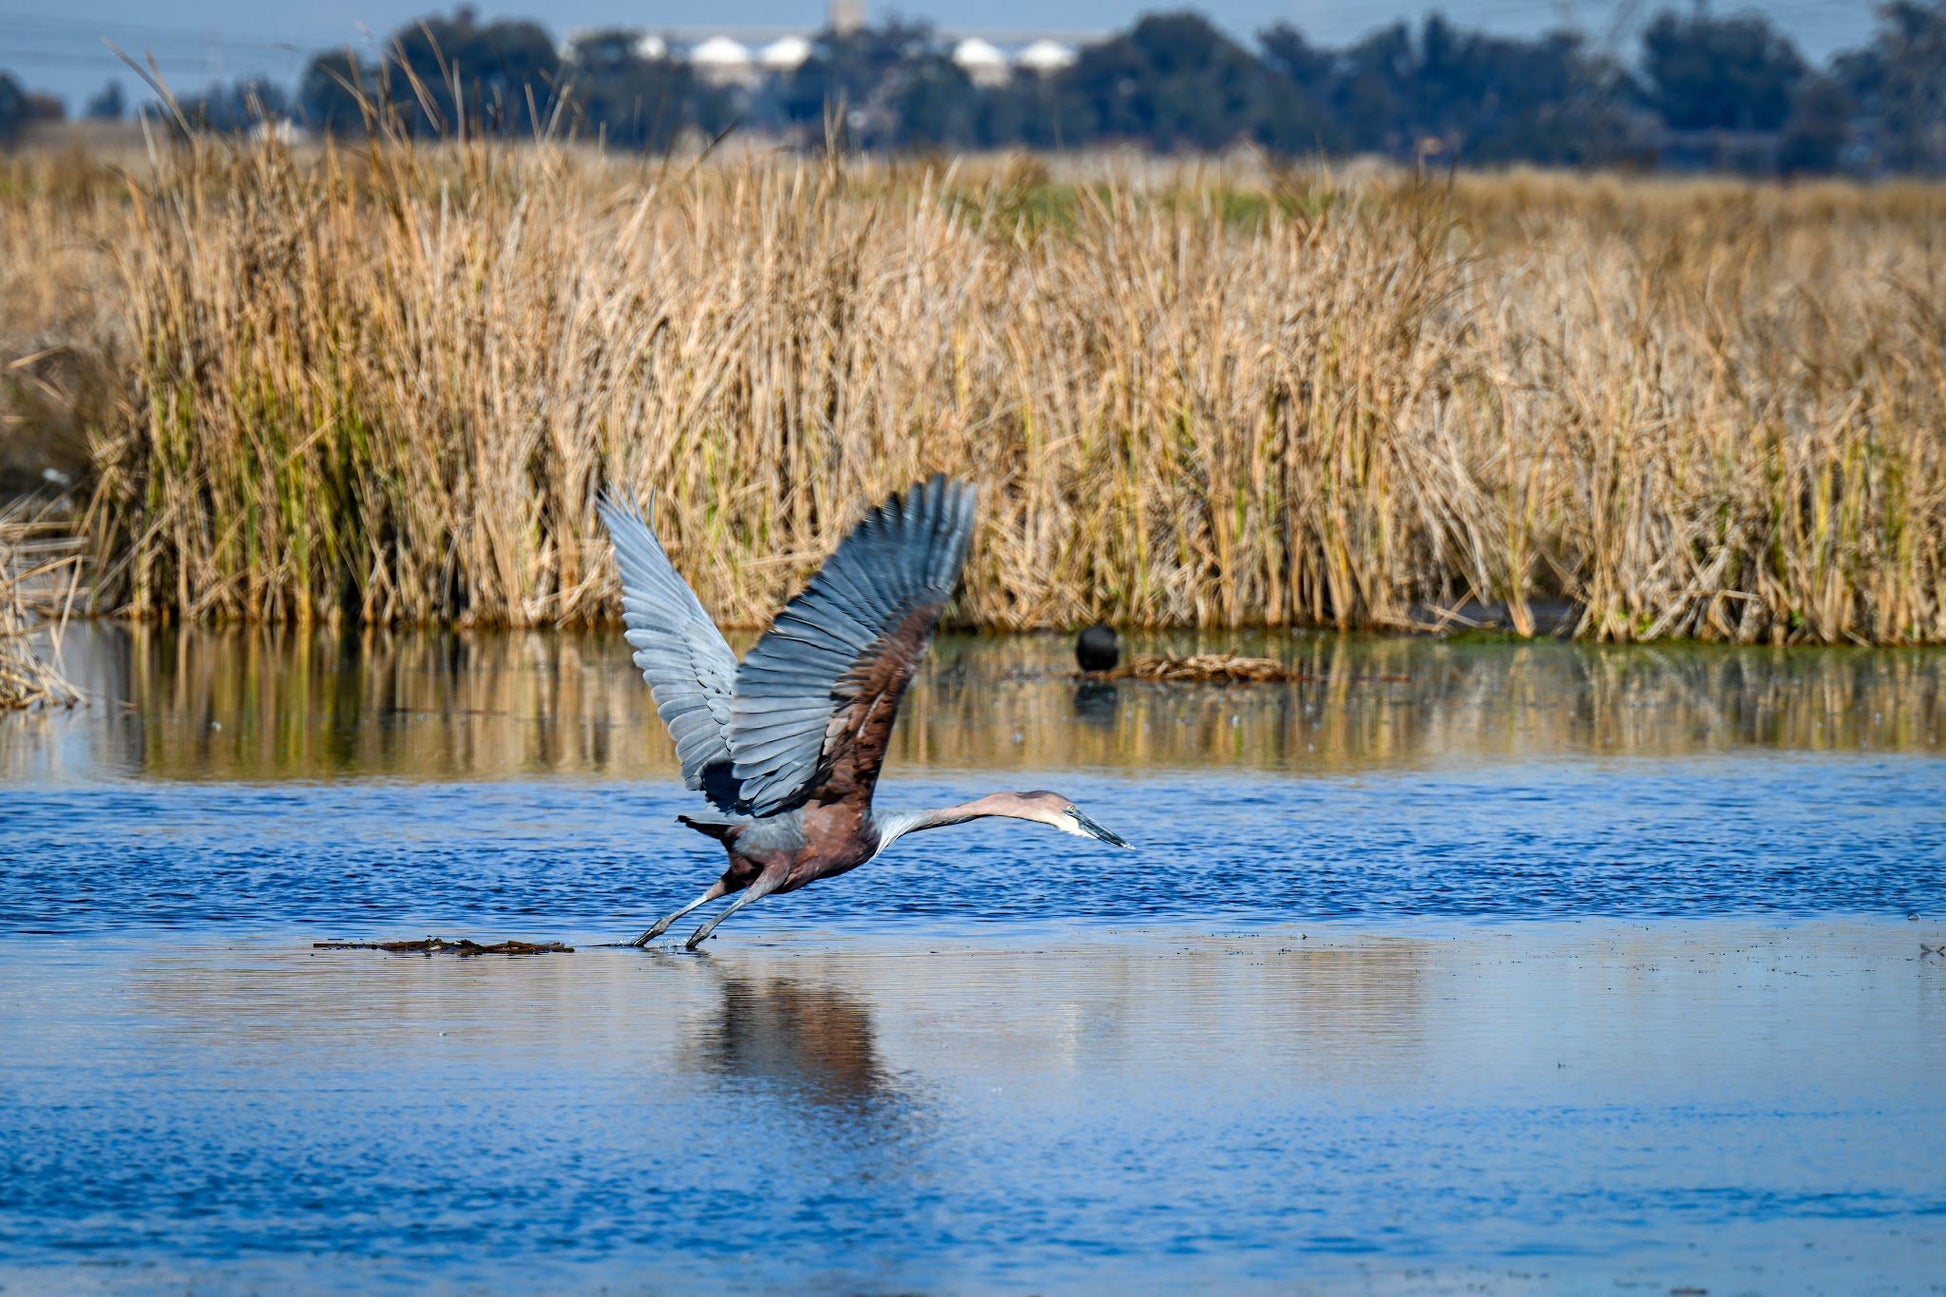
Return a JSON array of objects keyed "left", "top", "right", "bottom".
[{"left": 1007, "top": 790, "right": 1131, "bottom": 848}]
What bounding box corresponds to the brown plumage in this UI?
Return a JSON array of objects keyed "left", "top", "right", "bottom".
[{"left": 600, "top": 476, "right": 1130, "bottom": 950}]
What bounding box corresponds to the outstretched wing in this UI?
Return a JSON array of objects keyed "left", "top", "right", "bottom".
[
  {"left": 730, "top": 476, "right": 979, "bottom": 817},
  {"left": 598, "top": 494, "right": 743, "bottom": 811}
]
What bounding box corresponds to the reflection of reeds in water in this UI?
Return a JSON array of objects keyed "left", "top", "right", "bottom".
[
  {"left": 111, "top": 624, "right": 655, "bottom": 779},
  {"left": 6, "top": 144, "right": 1946, "bottom": 641},
  {"left": 39, "top": 627, "right": 1946, "bottom": 782}
]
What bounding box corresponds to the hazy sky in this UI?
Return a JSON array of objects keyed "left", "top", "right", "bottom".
[{"left": 3, "top": 0, "right": 1874, "bottom": 111}]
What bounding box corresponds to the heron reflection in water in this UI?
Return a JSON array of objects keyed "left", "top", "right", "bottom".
[
  {"left": 690, "top": 970, "right": 891, "bottom": 1107},
  {"left": 600, "top": 476, "right": 1131, "bottom": 950}
]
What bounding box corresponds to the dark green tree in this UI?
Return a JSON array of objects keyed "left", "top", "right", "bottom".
[
  {"left": 1835, "top": 1, "right": 1946, "bottom": 173},
  {"left": 883, "top": 55, "right": 981, "bottom": 149},
  {"left": 563, "top": 30, "right": 704, "bottom": 151},
  {"left": 1778, "top": 74, "right": 1856, "bottom": 173},
  {"left": 0, "top": 71, "right": 26, "bottom": 144},
  {"left": 776, "top": 19, "right": 950, "bottom": 148},
  {"left": 389, "top": 14, "right": 562, "bottom": 135},
  {"left": 171, "top": 78, "right": 290, "bottom": 133},
  {"left": 299, "top": 50, "right": 370, "bottom": 132},
  {"left": 85, "top": 81, "right": 126, "bottom": 121},
  {"left": 1057, "top": 12, "right": 1276, "bottom": 152},
  {"left": 299, "top": 12, "right": 563, "bottom": 137},
  {"left": 1640, "top": 8, "right": 1807, "bottom": 132},
  {"left": 1263, "top": 15, "right": 1639, "bottom": 165}
]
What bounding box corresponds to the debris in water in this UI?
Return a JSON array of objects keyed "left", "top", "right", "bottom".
[{"left": 313, "top": 937, "right": 573, "bottom": 956}]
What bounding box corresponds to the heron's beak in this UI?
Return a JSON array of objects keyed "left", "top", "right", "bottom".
[{"left": 1071, "top": 808, "right": 1131, "bottom": 849}]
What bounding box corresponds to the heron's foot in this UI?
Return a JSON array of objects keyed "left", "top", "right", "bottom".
[
  {"left": 631, "top": 912, "right": 686, "bottom": 947},
  {"left": 683, "top": 926, "right": 710, "bottom": 953},
  {"left": 630, "top": 886, "right": 727, "bottom": 948}
]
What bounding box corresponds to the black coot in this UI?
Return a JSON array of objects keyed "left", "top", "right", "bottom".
[{"left": 1076, "top": 623, "right": 1120, "bottom": 673}]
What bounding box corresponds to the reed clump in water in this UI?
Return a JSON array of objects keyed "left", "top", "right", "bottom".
[
  {"left": 5, "top": 137, "right": 1946, "bottom": 643},
  {"left": 0, "top": 500, "right": 84, "bottom": 710}
]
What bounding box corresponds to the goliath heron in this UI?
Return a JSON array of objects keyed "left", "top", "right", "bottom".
[{"left": 600, "top": 475, "right": 1129, "bottom": 950}]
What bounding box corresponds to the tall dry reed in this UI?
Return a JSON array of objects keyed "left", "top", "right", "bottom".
[{"left": 4, "top": 138, "right": 1945, "bottom": 643}]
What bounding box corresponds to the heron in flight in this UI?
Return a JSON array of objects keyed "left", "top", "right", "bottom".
[{"left": 600, "top": 475, "right": 1129, "bottom": 951}]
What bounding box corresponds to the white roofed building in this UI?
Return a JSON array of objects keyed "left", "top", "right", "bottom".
[
  {"left": 759, "top": 36, "right": 814, "bottom": 74},
  {"left": 689, "top": 36, "right": 758, "bottom": 86},
  {"left": 1016, "top": 39, "right": 1077, "bottom": 75},
  {"left": 952, "top": 38, "right": 1010, "bottom": 87}
]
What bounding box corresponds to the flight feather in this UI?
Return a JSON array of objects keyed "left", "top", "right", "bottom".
[{"left": 730, "top": 476, "right": 978, "bottom": 816}]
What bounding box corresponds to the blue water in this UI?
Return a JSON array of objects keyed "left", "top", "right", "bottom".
[
  {"left": 4, "top": 759, "right": 1945, "bottom": 936},
  {"left": 3, "top": 629, "right": 1945, "bottom": 1293}
]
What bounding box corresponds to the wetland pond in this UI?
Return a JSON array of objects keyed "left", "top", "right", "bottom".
[{"left": 3, "top": 627, "right": 1946, "bottom": 1293}]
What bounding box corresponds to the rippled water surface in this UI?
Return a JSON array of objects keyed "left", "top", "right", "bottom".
[{"left": 3, "top": 627, "right": 1945, "bottom": 1292}]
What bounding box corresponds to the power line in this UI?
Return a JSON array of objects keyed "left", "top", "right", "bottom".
[
  {"left": 0, "top": 48, "right": 219, "bottom": 72},
  {"left": 0, "top": 9, "right": 327, "bottom": 52},
  {"left": 0, "top": 9, "right": 336, "bottom": 87}
]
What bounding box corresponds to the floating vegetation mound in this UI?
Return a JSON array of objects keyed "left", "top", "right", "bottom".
[
  {"left": 314, "top": 937, "right": 574, "bottom": 956},
  {"left": 1109, "top": 654, "right": 1316, "bottom": 684},
  {"left": 0, "top": 500, "right": 83, "bottom": 711}
]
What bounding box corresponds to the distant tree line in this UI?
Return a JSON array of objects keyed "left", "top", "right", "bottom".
[
  {"left": 0, "top": 71, "right": 69, "bottom": 144},
  {"left": 9, "top": 2, "right": 1946, "bottom": 174}
]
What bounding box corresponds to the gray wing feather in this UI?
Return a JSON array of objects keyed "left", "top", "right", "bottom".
[
  {"left": 599, "top": 494, "right": 742, "bottom": 811},
  {"left": 730, "top": 475, "right": 979, "bottom": 816}
]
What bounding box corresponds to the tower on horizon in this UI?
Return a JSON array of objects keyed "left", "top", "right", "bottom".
[{"left": 830, "top": 0, "right": 865, "bottom": 35}]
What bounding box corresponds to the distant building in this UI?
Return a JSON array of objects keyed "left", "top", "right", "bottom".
[
  {"left": 1014, "top": 39, "right": 1077, "bottom": 75},
  {"left": 634, "top": 20, "right": 1098, "bottom": 96},
  {"left": 759, "top": 36, "right": 813, "bottom": 74},
  {"left": 1015, "top": 39, "right": 1077, "bottom": 75},
  {"left": 690, "top": 36, "right": 757, "bottom": 86},
  {"left": 952, "top": 38, "right": 1010, "bottom": 87},
  {"left": 830, "top": 0, "right": 865, "bottom": 37}
]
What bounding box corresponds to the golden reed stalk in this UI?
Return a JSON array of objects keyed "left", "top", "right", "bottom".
[{"left": 3, "top": 137, "right": 1944, "bottom": 642}]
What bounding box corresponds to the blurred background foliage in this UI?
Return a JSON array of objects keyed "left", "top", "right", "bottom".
[{"left": 3, "top": 3, "right": 1944, "bottom": 175}]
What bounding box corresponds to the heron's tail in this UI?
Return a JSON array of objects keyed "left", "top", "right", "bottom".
[{"left": 677, "top": 813, "right": 740, "bottom": 842}]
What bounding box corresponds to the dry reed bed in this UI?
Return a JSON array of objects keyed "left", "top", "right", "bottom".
[
  {"left": 0, "top": 499, "right": 84, "bottom": 708},
  {"left": 3, "top": 141, "right": 1945, "bottom": 642}
]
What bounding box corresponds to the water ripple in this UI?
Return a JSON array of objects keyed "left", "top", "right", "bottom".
[{"left": 3, "top": 755, "right": 1943, "bottom": 938}]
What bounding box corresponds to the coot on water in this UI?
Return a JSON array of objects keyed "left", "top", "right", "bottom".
[{"left": 1076, "top": 623, "right": 1120, "bottom": 673}]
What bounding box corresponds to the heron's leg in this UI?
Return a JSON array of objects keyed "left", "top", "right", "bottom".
[
  {"left": 684, "top": 870, "right": 787, "bottom": 952},
  {"left": 633, "top": 879, "right": 731, "bottom": 948}
]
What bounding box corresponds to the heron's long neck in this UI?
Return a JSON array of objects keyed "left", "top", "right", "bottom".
[{"left": 873, "top": 794, "right": 1022, "bottom": 853}]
